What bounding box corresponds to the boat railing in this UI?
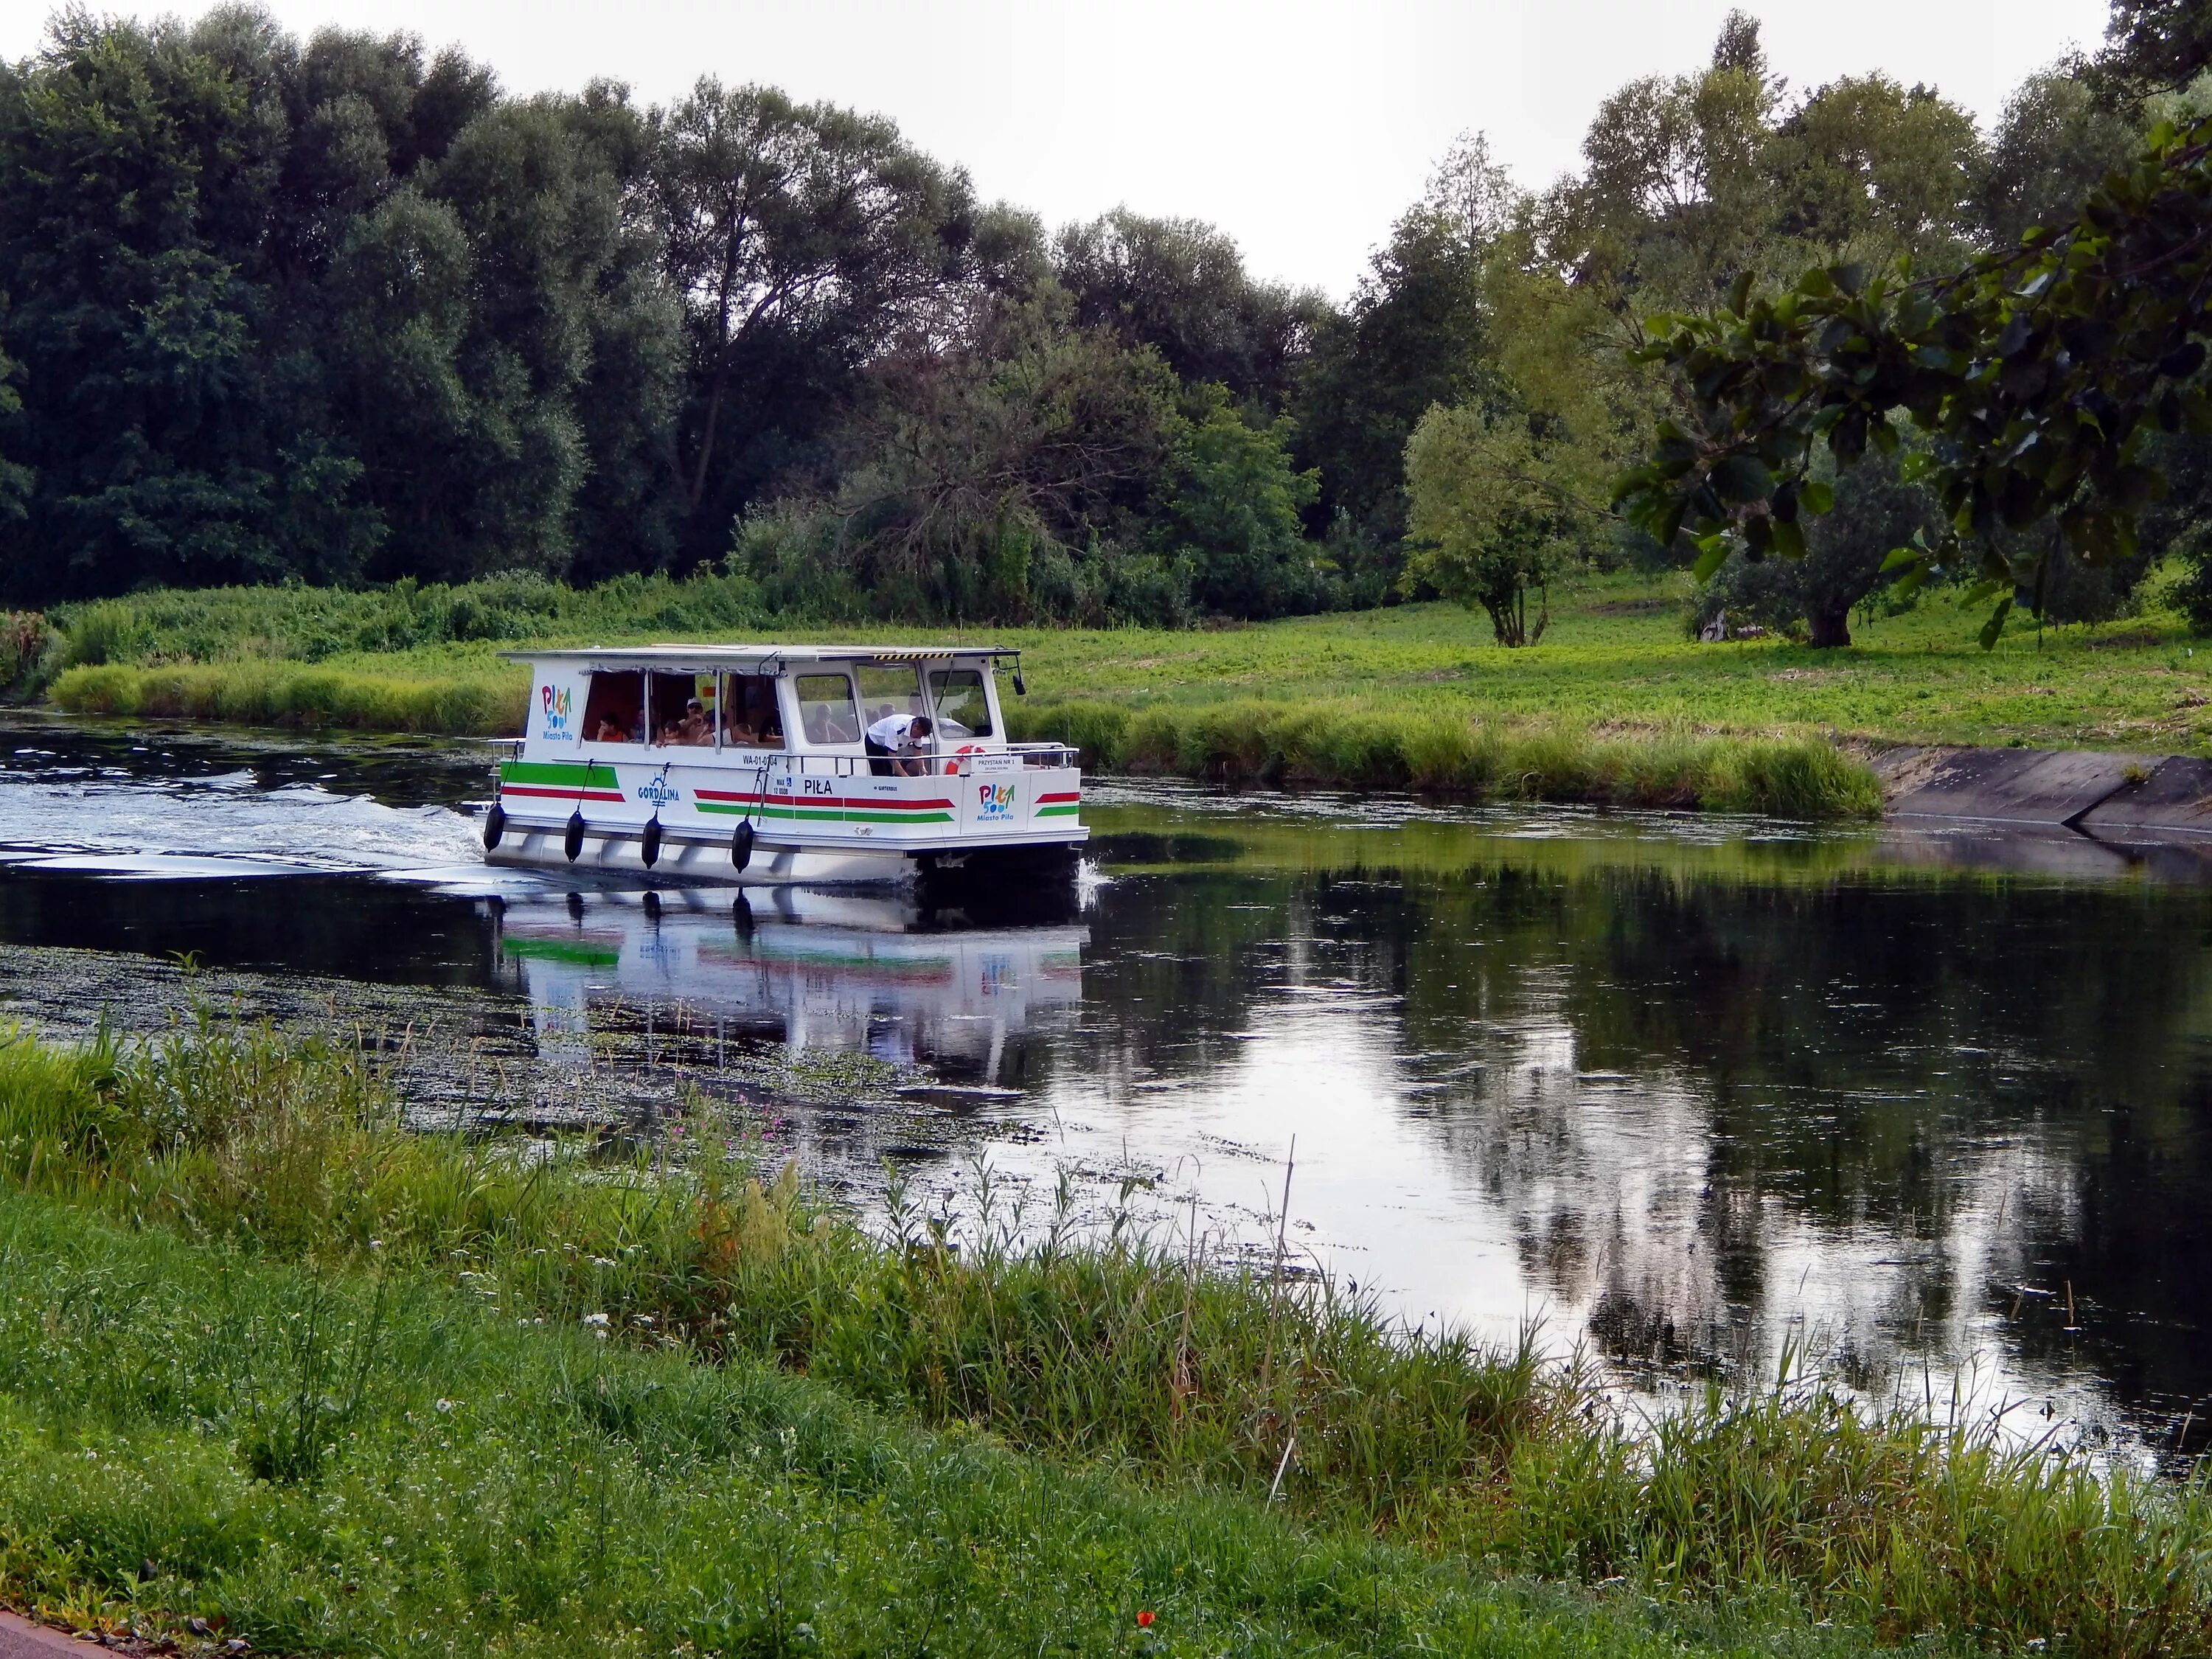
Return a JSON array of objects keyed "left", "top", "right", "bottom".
[
  {"left": 1004, "top": 742, "right": 1079, "bottom": 770},
  {"left": 499, "top": 743, "right": 1078, "bottom": 779}
]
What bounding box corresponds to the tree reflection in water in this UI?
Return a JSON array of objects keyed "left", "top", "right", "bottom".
[{"left": 1042, "top": 827, "right": 2212, "bottom": 1450}]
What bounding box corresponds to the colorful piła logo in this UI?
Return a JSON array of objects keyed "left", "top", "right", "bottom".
[
  {"left": 540, "top": 685, "right": 573, "bottom": 740},
  {"left": 978, "top": 782, "right": 1015, "bottom": 820}
]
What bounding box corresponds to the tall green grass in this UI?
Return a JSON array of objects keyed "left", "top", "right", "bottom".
[
  {"left": 50, "top": 657, "right": 527, "bottom": 735},
  {"left": 1, "top": 1194, "right": 1793, "bottom": 1659},
  {"left": 1, "top": 1018, "right": 2205, "bottom": 1653},
  {"left": 1009, "top": 699, "right": 1882, "bottom": 818},
  {"left": 46, "top": 568, "right": 766, "bottom": 670},
  {"left": 50, "top": 665, "right": 1879, "bottom": 815}
]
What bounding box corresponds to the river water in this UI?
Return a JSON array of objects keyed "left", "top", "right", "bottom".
[{"left": 6, "top": 712, "right": 2212, "bottom": 1455}]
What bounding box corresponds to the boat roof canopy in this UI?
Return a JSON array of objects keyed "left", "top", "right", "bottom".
[{"left": 499, "top": 644, "right": 1017, "bottom": 669}]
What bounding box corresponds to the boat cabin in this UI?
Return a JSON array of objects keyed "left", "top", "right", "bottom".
[{"left": 484, "top": 644, "right": 1086, "bottom": 886}]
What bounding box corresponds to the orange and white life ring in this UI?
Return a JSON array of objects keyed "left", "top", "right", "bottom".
[{"left": 947, "top": 742, "right": 984, "bottom": 776}]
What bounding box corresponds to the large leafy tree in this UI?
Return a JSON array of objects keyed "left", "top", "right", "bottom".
[
  {"left": 1295, "top": 135, "right": 1512, "bottom": 594},
  {"left": 1153, "top": 382, "right": 1322, "bottom": 618},
  {"left": 1613, "top": 1, "right": 2212, "bottom": 645},
  {"left": 0, "top": 10, "right": 307, "bottom": 597},
  {"left": 647, "top": 81, "right": 993, "bottom": 564},
  {"left": 1615, "top": 107, "right": 2212, "bottom": 644},
  {"left": 1054, "top": 209, "right": 1319, "bottom": 414},
  {"left": 815, "top": 290, "right": 1179, "bottom": 620},
  {"left": 1977, "top": 69, "right": 2143, "bottom": 251},
  {"left": 0, "top": 8, "right": 681, "bottom": 599},
  {"left": 1689, "top": 445, "right": 1943, "bottom": 646},
  {"left": 1403, "top": 402, "right": 1588, "bottom": 645}
]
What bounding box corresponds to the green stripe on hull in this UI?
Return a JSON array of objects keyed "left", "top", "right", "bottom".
[
  {"left": 695, "top": 801, "right": 953, "bottom": 825},
  {"left": 1035, "top": 804, "right": 1081, "bottom": 817},
  {"left": 501, "top": 760, "right": 620, "bottom": 790},
  {"left": 504, "top": 938, "right": 621, "bottom": 967}
]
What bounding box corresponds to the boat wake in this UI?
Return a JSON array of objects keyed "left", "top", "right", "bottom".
[{"left": 0, "top": 758, "right": 483, "bottom": 877}]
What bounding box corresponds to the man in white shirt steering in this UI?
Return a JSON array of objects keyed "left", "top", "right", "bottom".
[{"left": 866, "top": 711, "right": 935, "bottom": 776}]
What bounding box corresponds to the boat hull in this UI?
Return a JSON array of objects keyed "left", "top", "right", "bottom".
[{"left": 484, "top": 821, "right": 1085, "bottom": 887}]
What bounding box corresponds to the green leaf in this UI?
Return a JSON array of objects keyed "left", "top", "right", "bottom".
[
  {"left": 1691, "top": 534, "right": 1730, "bottom": 582},
  {"left": 1769, "top": 518, "right": 1806, "bottom": 560},
  {"left": 1708, "top": 453, "right": 1775, "bottom": 504},
  {"left": 1728, "top": 270, "right": 1755, "bottom": 317},
  {"left": 1977, "top": 596, "right": 2014, "bottom": 652},
  {"left": 1879, "top": 544, "right": 1921, "bottom": 572},
  {"left": 1795, "top": 267, "right": 1834, "bottom": 298},
  {"left": 1800, "top": 479, "right": 1834, "bottom": 514}
]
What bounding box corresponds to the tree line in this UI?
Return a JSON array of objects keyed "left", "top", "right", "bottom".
[{"left": 0, "top": 2, "right": 2204, "bottom": 641}]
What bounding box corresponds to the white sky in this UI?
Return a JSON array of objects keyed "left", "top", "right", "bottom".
[{"left": 0, "top": 0, "right": 2114, "bottom": 297}]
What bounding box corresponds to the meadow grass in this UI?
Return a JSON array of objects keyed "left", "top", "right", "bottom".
[
  {"left": 35, "top": 566, "right": 2212, "bottom": 818},
  {"left": 0, "top": 1192, "right": 1807, "bottom": 1659},
  {"left": 2, "top": 1017, "right": 2210, "bottom": 1655},
  {"left": 32, "top": 566, "right": 2212, "bottom": 756}
]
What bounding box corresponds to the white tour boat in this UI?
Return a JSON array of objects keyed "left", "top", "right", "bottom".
[{"left": 480, "top": 644, "right": 1088, "bottom": 886}]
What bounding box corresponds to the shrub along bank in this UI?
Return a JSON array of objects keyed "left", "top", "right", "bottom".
[
  {"left": 1, "top": 1017, "right": 2208, "bottom": 1655},
  {"left": 1005, "top": 699, "right": 1881, "bottom": 818}
]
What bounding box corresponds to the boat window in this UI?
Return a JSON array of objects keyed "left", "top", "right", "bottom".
[
  {"left": 721, "top": 672, "right": 785, "bottom": 749},
  {"left": 855, "top": 663, "right": 925, "bottom": 734},
  {"left": 649, "top": 671, "right": 716, "bottom": 747},
  {"left": 927, "top": 668, "right": 994, "bottom": 740},
  {"left": 796, "top": 673, "right": 860, "bottom": 745},
  {"left": 580, "top": 669, "right": 644, "bottom": 744}
]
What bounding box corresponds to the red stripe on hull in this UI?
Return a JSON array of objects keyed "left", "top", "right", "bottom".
[
  {"left": 501, "top": 785, "right": 625, "bottom": 802},
  {"left": 694, "top": 790, "right": 955, "bottom": 812}
]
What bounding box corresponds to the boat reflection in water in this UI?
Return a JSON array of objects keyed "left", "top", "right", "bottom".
[{"left": 495, "top": 882, "right": 1089, "bottom": 1082}]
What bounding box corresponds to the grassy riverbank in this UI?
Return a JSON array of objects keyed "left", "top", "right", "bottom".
[
  {"left": 3, "top": 1017, "right": 2210, "bottom": 1655},
  {"left": 22, "top": 565, "right": 2212, "bottom": 818},
  {"left": 0, "top": 1194, "right": 1730, "bottom": 1659}
]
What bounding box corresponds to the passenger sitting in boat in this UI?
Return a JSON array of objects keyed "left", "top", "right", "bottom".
[
  {"left": 866, "top": 712, "right": 934, "bottom": 776},
  {"left": 666, "top": 699, "right": 712, "bottom": 745}
]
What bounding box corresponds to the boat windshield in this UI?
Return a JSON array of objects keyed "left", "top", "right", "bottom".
[
  {"left": 927, "top": 667, "right": 993, "bottom": 740},
  {"left": 796, "top": 673, "right": 860, "bottom": 745},
  {"left": 856, "top": 663, "right": 925, "bottom": 735}
]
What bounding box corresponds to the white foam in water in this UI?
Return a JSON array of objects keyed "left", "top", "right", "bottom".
[{"left": 0, "top": 768, "right": 483, "bottom": 875}]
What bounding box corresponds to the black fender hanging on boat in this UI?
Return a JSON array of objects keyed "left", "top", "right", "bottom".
[
  {"left": 481, "top": 801, "right": 506, "bottom": 851},
  {"left": 564, "top": 809, "right": 585, "bottom": 863},
  {"left": 730, "top": 819, "right": 755, "bottom": 872},
  {"left": 641, "top": 815, "right": 663, "bottom": 869}
]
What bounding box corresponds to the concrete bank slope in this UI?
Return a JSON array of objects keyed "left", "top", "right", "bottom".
[{"left": 1874, "top": 745, "right": 2212, "bottom": 835}]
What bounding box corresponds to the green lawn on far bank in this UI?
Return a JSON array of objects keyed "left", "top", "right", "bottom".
[
  {"left": 44, "top": 569, "right": 2211, "bottom": 754},
  {"left": 32, "top": 569, "right": 2211, "bottom": 818}
]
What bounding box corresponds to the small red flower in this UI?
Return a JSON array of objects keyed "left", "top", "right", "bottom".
[{"left": 1135, "top": 1610, "right": 1155, "bottom": 1629}]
